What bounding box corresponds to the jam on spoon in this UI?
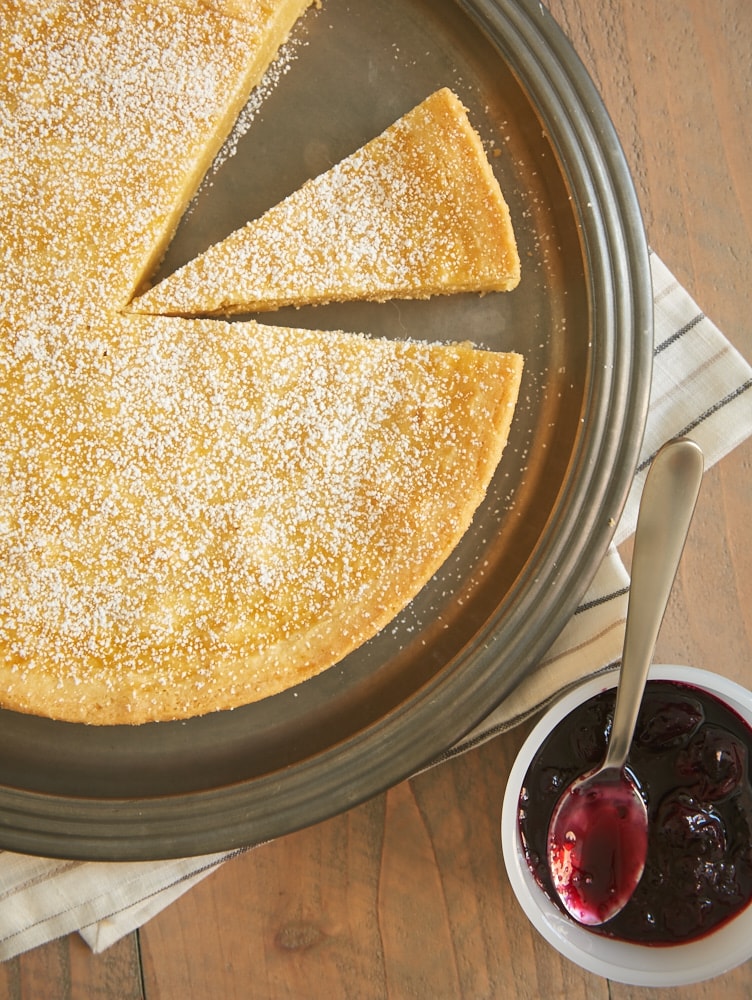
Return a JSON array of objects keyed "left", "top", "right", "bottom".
[
  {"left": 546, "top": 438, "right": 704, "bottom": 926},
  {"left": 547, "top": 767, "right": 648, "bottom": 925}
]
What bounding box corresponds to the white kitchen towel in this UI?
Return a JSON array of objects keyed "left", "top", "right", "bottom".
[{"left": 1, "top": 250, "right": 751, "bottom": 961}]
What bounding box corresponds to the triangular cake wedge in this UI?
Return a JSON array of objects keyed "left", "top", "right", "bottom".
[
  {"left": 129, "top": 88, "right": 521, "bottom": 317},
  {"left": 0, "top": 313, "right": 522, "bottom": 724},
  {"left": 0, "top": 0, "right": 314, "bottom": 322}
]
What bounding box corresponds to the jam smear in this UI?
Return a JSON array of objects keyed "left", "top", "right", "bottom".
[{"left": 518, "top": 681, "right": 752, "bottom": 943}]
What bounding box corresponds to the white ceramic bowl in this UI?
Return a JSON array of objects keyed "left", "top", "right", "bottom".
[{"left": 501, "top": 664, "right": 752, "bottom": 987}]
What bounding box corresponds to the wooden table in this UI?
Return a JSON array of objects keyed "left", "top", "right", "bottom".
[{"left": 4, "top": 1, "right": 750, "bottom": 996}]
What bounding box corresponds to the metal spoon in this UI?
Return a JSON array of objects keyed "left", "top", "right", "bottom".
[{"left": 546, "top": 437, "right": 704, "bottom": 926}]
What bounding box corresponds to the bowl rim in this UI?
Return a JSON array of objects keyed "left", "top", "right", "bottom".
[{"left": 501, "top": 664, "right": 752, "bottom": 987}]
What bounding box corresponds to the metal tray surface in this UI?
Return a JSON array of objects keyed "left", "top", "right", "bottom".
[{"left": 0, "top": 0, "right": 652, "bottom": 859}]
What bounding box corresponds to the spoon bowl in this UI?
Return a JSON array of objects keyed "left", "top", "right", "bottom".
[
  {"left": 546, "top": 438, "right": 704, "bottom": 925},
  {"left": 547, "top": 765, "right": 647, "bottom": 925}
]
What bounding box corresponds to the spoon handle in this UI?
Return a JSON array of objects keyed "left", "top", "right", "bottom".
[{"left": 604, "top": 437, "right": 704, "bottom": 771}]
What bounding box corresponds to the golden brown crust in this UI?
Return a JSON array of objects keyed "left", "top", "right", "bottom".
[{"left": 129, "top": 88, "right": 521, "bottom": 317}]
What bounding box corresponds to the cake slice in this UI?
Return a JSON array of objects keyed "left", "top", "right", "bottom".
[
  {"left": 0, "top": 312, "right": 522, "bottom": 724},
  {"left": 0, "top": 0, "right": 314, "bottom": 323},
  {"left": 129, "top": 88, "right": 520, "bottom": 317}
]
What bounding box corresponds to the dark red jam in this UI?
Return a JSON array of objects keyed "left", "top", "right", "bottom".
[{"left": 518, "top": 680, "right": 752, "bottom": 943}]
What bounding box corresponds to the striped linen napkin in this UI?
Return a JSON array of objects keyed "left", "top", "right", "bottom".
[{"left": 1, "top": 251, "right": 750, "bottom": 960}]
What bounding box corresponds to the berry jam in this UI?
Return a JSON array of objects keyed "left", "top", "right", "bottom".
[{"left": 518, "top": 680, "right": 752, "bottom": 943}]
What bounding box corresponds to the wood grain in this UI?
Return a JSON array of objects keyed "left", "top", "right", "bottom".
[
  {"left": 140, "top": 733, "right": 608, "bottom": 1000},
  {"left": 7, "top": 1, "right": 752, "bottom": 996},
  {"left": 0, "top": 935, "right": 142, "bottom": 1000}
]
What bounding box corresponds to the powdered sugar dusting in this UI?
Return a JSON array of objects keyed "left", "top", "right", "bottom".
[
  {"left": 0, "top": 3, "right": 523, "bottom": 724},
  {"left": 0, "top": 0, "right": 301, "bottom": 324},
  {"left": 132, "top": 88, "right": 520, "bottom": 316},
  {"left": 208, "top": 33, "right": 308, "bottom": 178},
  {"left": 0, "top": 315, "right": 521, "bottom": 719}
]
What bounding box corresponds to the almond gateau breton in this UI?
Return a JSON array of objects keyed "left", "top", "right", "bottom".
[
  {"left": 0, "top": 1, "right": 524, "bottom": 725},
  {"left": 0, "top": 314, "right": 522, "bottom": 723},
  {"left": 130, "top": 87, "right": 521, "bottom": 316}
]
